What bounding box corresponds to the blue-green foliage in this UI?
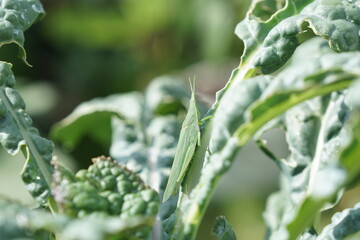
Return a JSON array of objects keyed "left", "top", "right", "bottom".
[{"left": 1, "top": 0, "right": 360, "bottom": 240}]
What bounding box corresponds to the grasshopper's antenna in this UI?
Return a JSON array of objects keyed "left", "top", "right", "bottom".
[{"left": 189, "top": 76, "right": 196, "bottom": 94}]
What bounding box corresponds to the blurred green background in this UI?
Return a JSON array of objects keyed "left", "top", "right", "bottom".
[{"left": 0, "top": 0, "right": 300, "bottom": 239}]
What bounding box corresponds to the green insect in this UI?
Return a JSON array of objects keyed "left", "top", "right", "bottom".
[{"left": 163, "top": 81, "right": 201, "bottom": 202}]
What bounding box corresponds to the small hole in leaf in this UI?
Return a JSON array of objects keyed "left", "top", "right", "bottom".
[
  {"left": 250, "top": 0, "right": 286, "bottom": 21},
  {"left": 297, "top": 21, "right": 316, "bottom": 44}
]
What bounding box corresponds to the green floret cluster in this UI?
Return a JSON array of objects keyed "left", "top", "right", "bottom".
[{"left": 53, "top": 156, "right": 159, "bottom": 219}]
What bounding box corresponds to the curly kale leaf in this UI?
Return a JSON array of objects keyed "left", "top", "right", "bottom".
[
  {"left": 110, "top": 77, "right": 190, "bottom": 193},
  {"left": 52, "top": 77, "right": 189, "bottom": 194},
  {"left": 51, "top": 92, "right": 143, "bottom": 150},
  {"left": 0, "top": 0, "right": 45, "bottom": 65},
  {"left": 53, "top": 214, "right": 156, "bottom": 240},
  {"left": 205, "top": 38, "right": 358, "bottom": 187},
  {"left": 212, "top": 216, "right": 237, "bottom": 240},
  {"left": 0, "top": 0, "right": 53, "bottom": 206},
  {"left": 0, "top": 62, "right": 54, "bottom": 205},
  {"left": 0, "top": 195, "right": 155, "bottom": 240},
  {"left": 235, "top": 0, "right": 360, "bottom": 75},
  {"left": 0, "top": 197, "right": 52, "bottom": 240},
  {"left": 317, "top": 202, "right": 360, "bottom": 240},
  {"left": 260, "top": 39, "right": 360, "bottom": 240}
]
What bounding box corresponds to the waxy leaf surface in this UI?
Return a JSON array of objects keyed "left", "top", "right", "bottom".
[
  {"left": 0, "top": 0, "right": 45, "bottom": 64},
  {"left": 0, "top": 63, "right": 53, "bottom": 205}
]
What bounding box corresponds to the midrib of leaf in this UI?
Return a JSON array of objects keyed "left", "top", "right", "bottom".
[
  {"left": 290, "top": 1, "right": 299, "bottom": 15},
  {"left": 148, "top": 145, "right": 161, "bottom": 193},
  {"left": 235, "top": 79, "right": 352, "bottom": 146},
  {"left": 149, "top": 140, "right": 162, "bottom": 240},
  {"left": 0, "top": 86, "right": 52, "bottom": 188},
  {"left": 138, "top": 111, "right": 160, "bottom": 191},
  {"left": 233, "top": 61, "right": 259, "bottom": 84},
  {"left": 307, "top": 95, "right": 339, "bottom": 194}
]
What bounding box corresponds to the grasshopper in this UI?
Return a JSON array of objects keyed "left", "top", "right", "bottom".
[{"left": 163, "top": 81, "right": 201, "bottom": 202}]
